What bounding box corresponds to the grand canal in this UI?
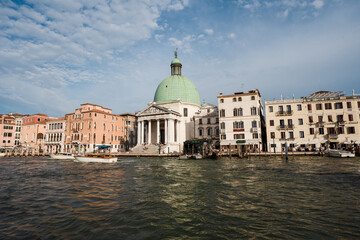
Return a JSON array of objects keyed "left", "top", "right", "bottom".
[{"left": 0, "top": 156, "right": 359, "bottom": 239}]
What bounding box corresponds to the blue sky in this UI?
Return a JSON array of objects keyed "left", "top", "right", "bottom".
[{"left": 0, "top": 0, "right": 359, "bottom": 117}]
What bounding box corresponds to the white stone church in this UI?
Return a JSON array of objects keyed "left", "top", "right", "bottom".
[{"left": 134, "top": 52, "right": 201, "bottom": 154}]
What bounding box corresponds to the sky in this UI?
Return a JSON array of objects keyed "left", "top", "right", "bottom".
[{"left": 0, "top": 0, "right": 359, "bottom": 117}]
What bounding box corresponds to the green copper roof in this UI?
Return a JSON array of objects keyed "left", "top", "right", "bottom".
[
  {"left": 171, "top": 58, "right": 181, "bottom": 65},
  {"left": 154, "top": 75, "right": 201, "bottom": 106}
]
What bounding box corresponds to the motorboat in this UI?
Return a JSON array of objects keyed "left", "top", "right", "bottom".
[
  {"left": 75, "top": 154, "right": 118, "bottom": 163},
  {"left": 191, "top": 153, "right": 203, "bottom": 160},
  {"left": 50, "top": 153, "right": 75, "bottom": 160},
  {"left": 179, "top": 154, "right": 189, "bottom": 160},
  {"left": 326, "top": 149, "right": 355, "bottom": 158}
]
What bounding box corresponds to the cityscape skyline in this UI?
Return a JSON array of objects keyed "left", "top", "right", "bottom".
[{"left": 1, "top": 0, "right": 359, "bottom": 117}]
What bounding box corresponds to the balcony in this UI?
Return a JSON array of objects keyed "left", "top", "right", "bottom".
[
  {"left": 276, "top": 124, "right": 294, "bottom": 130},
  {"left": 326, "top": 134, "right": 338, "bottom": 140},
  {"left": 337, "top": 121, "right": 345, "bottom": 126},
  {"left": 315, "top": 122, "right": 325, "bottom": 127},
  {"left": 250, "top": 127, "right": 259, "bottom": 132},
  {"left": 275, "top": 110, "right": 293, "bottom": 116}
]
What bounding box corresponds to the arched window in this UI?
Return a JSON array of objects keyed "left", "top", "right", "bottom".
[
  {"left": 238, "top": 108, "right": 243, "bottom": 116},
  {"left": 233, "top": 108, "right": 238, "bottom": 116},
  {"left": 220, "top": 122, "right": 225, "bottom": 129},
  {"left": 233, "top": 98, "right": 237, "bottom": 102},
  {"left": 199, "top": 128, "right": 203, "bottom": 136},
  {"left": 238, "top": 97, "right": 242, "bottom": 101},
  {"left": 207, "top": 128, "right": 212, "bottom": 136},
  {"left": 220, "top": 109, "right": 225, "bottom": 117}
]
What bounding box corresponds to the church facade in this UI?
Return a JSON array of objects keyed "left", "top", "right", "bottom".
[{"left": 135, "top": 52, "right": 201, "bottom": 154}]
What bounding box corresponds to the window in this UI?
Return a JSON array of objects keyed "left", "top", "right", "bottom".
[
  {"left": 252, "top": 120, "right": 257, "bottom": 128},
  {"left": 233, "top": 108, "right": 238, "bottom": 116},
  {"left": 334, "top": 102, "right": 343, "bottom": 109},
  {"left": 280, "top": 119, "right": 285, "bottom": 127},
  {"left": 252, "top": 133, "right": 258, "bottom": 139},
  {"left": 269, "top": 106, "right": 273, "bottom": 112},
  {"left": 233, "top": 121, "right": 244, "bottom": 129},
  {"left": 251, "top": 96, "right": 255, "bottom": 100},
  {"left": 298, "top": 118, "right": 303, "bottom": 125},
  {"left": 325, "top": 103, "right": 332, "bottom": 110},
  {"left": 233, "top": 98, "right": 237, "bottom": 102},
  {"left": 347, "top": 102, "right": 352, "bottom": 109},
  {"left": 347, "top": 127, "right": 355, "bottom": 134},
  {"left": 238, "top": 97, "right": 242, "bottom": 101},
  {"left": 220, "top": 109, "right": 225, "bottom": 117},
  {"left": 289, "top": 132, "right": 294, "bottom": 139},
  {"left": 216, "top": 118, "right": 219, "bottom": 123},
  {"left": 251, "top": 107, "right": 257, "bottom": 115},
  {"left": 328, "top": 115, "right": 333, "bottom": 122},
  {"left": 270, "top": 132, "right": 275, "bottom": 139},
  {"left": 184, "top": 108, "right": 188, "bottom": 117},
  {"left": 309, "top": 116, "right": 313, "bottom": 123},
  {"left": 199, "top": 128, "right": 203, "bottom": 136},
  {"left": 358, "top": 101, "right": 360, "bottom": 108},
  {"left": 297, "top": 104, "right": 302, "bottom": 111},
  {"left": 319, "top": 128, "right": 324, "bottom": 135},
  {"left": 337, "top": 127, "right": 344, "bottom": 134},
  {"left": 288, "top": 119, "right": 293, "bottom": 127},
  {"left": 348, "top": 114, "right": 354, "bottom": 121},
  {"left": 307, "top": 104, "right": 312, "bottom": 111},
  {"left": 234, "top": 134, "right": 245, "bottom": 139},
  {"left": 278, "top": 106, "right": 284, "bottom": 112},
  {"left": 220, "top": 99, "right": 224, "bottom": 103},
  {"left": 310, "top": 128, "right": 314, "bottom": 135},
  {"left": 281, "top": 132, "right": 285, "bottom": 139},
  {"left": 207, "top": 128, "right": 212, "bottom": 136},
  {"left": 286, "top": 105, "right": 291, "bottom": 112},
  {"left": 207, "top": 118, "right": 211, "bottom": 124},
  {"left": 299, "top": 131, "right": 305, "bottom": 138},
  {"left": 199, "top": 119, "right": 202, "bottom": 125},
  {"left": 238, "top": 108, "right": 243, "bottom": 116},
  {"left": 316, "top": 104, "right": 322, "bottom": 110},
  {"left": 221, "top": 134, "right": 226, "bottom": 140},
  {"left": 318, "top": 116, "right": 323, "bottom": 122},
  {"left": 220, "top": 122, "right": 225, "bottom": 129},
  {"left": 104, "top": 114, "right": 106, "bottom": 118},
  {"left": 270, "top": 120, "right": 274, "bottom": 126},
  {"left": 336, "top": 115, "right": 343, "bottom": 122}
]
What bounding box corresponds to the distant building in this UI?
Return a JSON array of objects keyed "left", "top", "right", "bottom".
[
  {"left": 45, "top": 117, "right": 66, "bottom": 153},
  {"left": 265, "top": 91, "right": 360, "bottom": 152},
  {"left": 194, "top": 103, "right": 219, "bottom": 147},
  {"left": 64, "top": 103, "right": 125, "bottom": 153},
  {"left": 21, "top": 114, "right": 50, "bottom": 152},
  {"left": 119, "top": 113, "right": 137, "bottom": 151},
  {"left": 0, "top": 114, "right": 16, "bottom": 149},
  {"left": 217, "top": 89, "right": 266, "bottom": 152}
]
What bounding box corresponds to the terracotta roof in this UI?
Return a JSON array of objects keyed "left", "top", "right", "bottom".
[
  {"left": 48, "top": 117, "right": 65, "bottom": 122},
  {"left": 81, "top": 103, "right": 112, "bottom": 110}
]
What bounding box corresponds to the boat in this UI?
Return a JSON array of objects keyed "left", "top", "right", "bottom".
[
  {"left": 0, "top": 153, "right": 5, "bottom": 157},
  {"left": 191, "top": 153, "right": 203, "bottom": 160},
  {"left": 74, "top": 154, "right": 118, "bottom": 163},
  {"left": 179, "top": 154, "right": 189, "bottom": 160},
  {"left": 326, "top": 149, "right": 355, "bottom": 158},
  {"left": 50, "top": 153, "right": 75, "bottom": 160}
]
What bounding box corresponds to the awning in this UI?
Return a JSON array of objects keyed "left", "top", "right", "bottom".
[{"left": 96, "top": 145, "right": 111, "bottom": 148}]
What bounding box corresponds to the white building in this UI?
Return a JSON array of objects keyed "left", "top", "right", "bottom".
[
  {"left": 265, "top": 91, "right": 360, "bottom": 152},
  {"left": 194, "top": 103, "right": 219, "bottom": 146},
  {"left": 217, "top": 89, "right": 266, "bottom": 152},
  {"left": 134, "top": 52, "right": 201, "bottom": 154},
  {"left": 45, "top": 117, "right": 66, "bottom": 153}
]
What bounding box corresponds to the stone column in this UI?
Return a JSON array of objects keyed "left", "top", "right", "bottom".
[
  {"left": 137, "top": 120, "right": 141, "bottom": 145},
  {"left": 164, "top": 119, "right": 168, "bottom": 144},
  {"left": 168, "top": 119, "right": 174, "bottom": 144},
  {"left": 148, "top": 120, "right": 152, "bottom": 144},
  {"left": 157, "top": 120, "right": 160, "bottom": 144},
  {"left": 177, "top": 120, "right": 180, "bottom": 143}
]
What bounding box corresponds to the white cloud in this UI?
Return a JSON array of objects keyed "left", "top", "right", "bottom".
[
  {"left": 312, "top": 0, "right": 324, "bottom": 9},
  {"left": 228, "top": 33, "right": 236, "bottom": 39},
  {"left": 169, "top": 34, "right": 196, "bottom": 52},
  {"left": 204, "top": 29, "right": 214, "bottom": 35}
]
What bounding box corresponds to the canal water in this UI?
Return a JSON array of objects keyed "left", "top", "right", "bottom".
[{"left": 0, "top": 157, "right": 359, "bottom": 239}]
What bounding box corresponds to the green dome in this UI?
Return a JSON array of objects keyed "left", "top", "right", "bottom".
[
  {"left": 171, "top": 58, "right": 181, "bottom": 64},
  {"left": 154, "top": 75, "right": 201, "bottom": 106}
]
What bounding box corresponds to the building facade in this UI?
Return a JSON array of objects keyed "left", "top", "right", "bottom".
[
  {"left": 0, "top": 114, "right": 16, "bottom": 149},
  {"left": 45, "top": 117, "right": 66, "bottom": 153},
  {"left": 135, "top": 52, "right": 201, "bottom": 154},
  {"left": 218, "top": 89, "right": 266, "bottom": 152},
  {"left": 194, "top": 103, "right": 219, "bottom": 147},
  {"left": 265, "top": 91, "right": 360, "bottom": 152},
  {"left": 120, "top": 113, "right": 137, "bottom": 151},
  {"left": 64, "top": 103, "right": 125, "bottom": 154}
]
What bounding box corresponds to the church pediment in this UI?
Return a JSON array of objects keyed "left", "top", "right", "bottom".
[{"left": 136, "top": 104, "right": 180, "bottom": 117}]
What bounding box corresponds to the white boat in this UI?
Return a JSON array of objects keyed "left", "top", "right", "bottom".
[
  {"left": 192, "top": 153, "right": 203, "bottom": 160},
  {"left": 327, "top": 150, "right": 355, "bottom": 158},
  {"left": 50, "top": 153, "right": 75, "bottom": 160},
  {"left": 75, "top": 155, "right": 118, "bottom": 163},
  {"left": 179, "top": 154, "right": 189, "bottom": 160}
]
